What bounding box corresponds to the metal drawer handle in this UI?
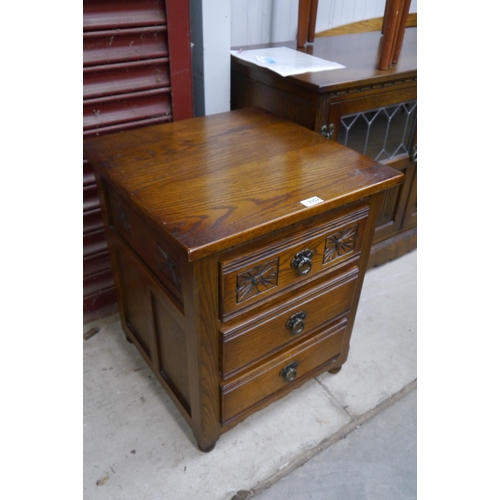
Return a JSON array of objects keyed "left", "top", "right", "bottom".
[
  {"left": 291, "top": 249, "right": 313, "bottom": 276},
  {"left": 286, "top": 311, "right": 308, "bottom": 335},
  {"left": 279, "top": 361, "right": 299, "bottom": 383}
]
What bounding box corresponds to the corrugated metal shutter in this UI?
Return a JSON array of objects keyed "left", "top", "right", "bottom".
[{"left": 83, "top": 0, "right": 193, "bottom": 322}]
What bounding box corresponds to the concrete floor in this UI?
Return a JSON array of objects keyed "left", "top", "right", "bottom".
[
  {"left": 83, "top": 250, "right": 416, "bottom": 500},
  {"left": 253, "top": 388, "right": 416, "bottom": 500}
]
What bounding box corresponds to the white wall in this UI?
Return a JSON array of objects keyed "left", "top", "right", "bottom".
[
  {"left": 202, "top": 1, "right": 231, "bottom": 115},
  {"left": 231, "top": 0, "right": 417, "bottom": 47},
  {"left": 190, "top": 0, "right": 231, "bottom": 116}
]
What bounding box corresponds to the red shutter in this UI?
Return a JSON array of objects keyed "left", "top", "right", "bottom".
[{"left": 83, "top": 0, "right": 193, "bottom": 322}]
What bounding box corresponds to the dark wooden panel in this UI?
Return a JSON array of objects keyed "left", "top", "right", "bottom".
[
  {"left": 231, "top": 69, "right": 317, "bottom": 131},
  {"left": 403, "top": 167, "right": 417, "bottom": 227},
  {"left": 377, "top": 182, "right": 402, "bottom": 226},
  {"left": 104, "top": 186, "right": 185, "bottom": 308},
  {"left": 114, "top": 247, "right": 154, "bottom": 359},
  {"left": 372, "top": 155, "right": 413, "bottom": 242},
  {"left": 152, "top": 292, "right": 191, "bottom": 412}
]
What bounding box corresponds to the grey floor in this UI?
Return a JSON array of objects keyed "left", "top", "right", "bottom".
[
  {"left": 252, "top": 388, "right": 416, "bottom": 500},
  {"left": 83, "top": 250, "right": 416, "bottom": 500}
]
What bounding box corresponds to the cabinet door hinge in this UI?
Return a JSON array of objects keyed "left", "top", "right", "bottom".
[{"left": 410, "top": 144, "right": 417, "bottom": 162}]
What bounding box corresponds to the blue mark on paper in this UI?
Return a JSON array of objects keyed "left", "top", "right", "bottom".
[{"left": 256, "top": 56, "right": 276, "bottom": 64}]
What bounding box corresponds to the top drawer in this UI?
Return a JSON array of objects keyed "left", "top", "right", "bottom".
[{"left": 220, "top": 203, "right": 369, "bottom": 320}]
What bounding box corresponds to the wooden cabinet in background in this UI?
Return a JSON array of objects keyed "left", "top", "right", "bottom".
[
  {"left": 84, "top": 108, "right": 403, "bottom": 451},
  {"left": 231, "top": 29, "right": 417, "bottom": 267}
]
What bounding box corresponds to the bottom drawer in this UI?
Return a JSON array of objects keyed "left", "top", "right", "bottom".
[{"left": 220, "top": 318, "right": 347, "bottom": 424}]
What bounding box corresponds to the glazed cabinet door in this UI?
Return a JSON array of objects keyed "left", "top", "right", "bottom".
[{"left": 328, "top": 90, "right": 417, "bottom": 260}]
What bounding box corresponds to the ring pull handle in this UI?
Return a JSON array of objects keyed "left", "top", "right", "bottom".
[
  {"left": 286, "top": 311, "right": 308, "bottom": 335},
  {"left": 279, "top": 361, "right": 299, "bottom": 383},
  {"left": 290, "top": 249, "right": 313, "bottom": 276}
]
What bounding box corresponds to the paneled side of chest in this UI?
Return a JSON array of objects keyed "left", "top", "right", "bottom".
[{"left": 96, "top": 176, "right": 222, "bottom": 451}]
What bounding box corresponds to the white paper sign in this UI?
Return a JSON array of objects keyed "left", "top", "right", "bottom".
[{"left": 231, "top": 47, "right": 345, "bottom": 77}]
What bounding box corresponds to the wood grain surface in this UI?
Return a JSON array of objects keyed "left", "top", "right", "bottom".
[{"left": 84, "top": 108, "right": 403, "bottom": 260}]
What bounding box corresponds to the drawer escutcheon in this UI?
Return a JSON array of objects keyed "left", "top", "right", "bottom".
[
  {"left": 290, "top": 249, "right": 313, "bottom": 276},
  {"left": 279, "top": 361, "right": 299, "bottom": 383},
  {"left": 285, "top": 311, "right": 308, "bottom": 336}
]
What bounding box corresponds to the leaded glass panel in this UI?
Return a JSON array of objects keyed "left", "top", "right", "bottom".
[{"left": 337, "top": 100, "right": 417, "bottom": 161}]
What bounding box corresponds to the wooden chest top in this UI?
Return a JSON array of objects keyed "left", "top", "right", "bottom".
[{"left": 83, "top": 107, "right": 402, "bottom": 260}]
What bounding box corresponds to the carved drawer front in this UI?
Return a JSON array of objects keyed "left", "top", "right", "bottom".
[
  {"left": 220, "top": 204, "right": 369, "bottom": 320},
  {"left": 220, "top": 266, "right": 358, "bottom": 378},
  {"left": 220, "top": 318, "right": 347, "bottom": 425},
  {"left": 105, "top": 185, "right": 184, "bottom": 309}
]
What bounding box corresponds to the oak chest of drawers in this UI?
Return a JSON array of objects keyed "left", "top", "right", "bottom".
[{"left": 84, "top": 107, "right": 403, "bottom": 451}]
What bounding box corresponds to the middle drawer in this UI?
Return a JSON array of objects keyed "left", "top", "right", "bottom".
[{"left": 220, "top": 266, "right": 359, "bottom": 378}]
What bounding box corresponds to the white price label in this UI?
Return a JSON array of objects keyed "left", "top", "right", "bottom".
[{"left": 300, "top": 196, "right": 324, "bottom": 207}]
